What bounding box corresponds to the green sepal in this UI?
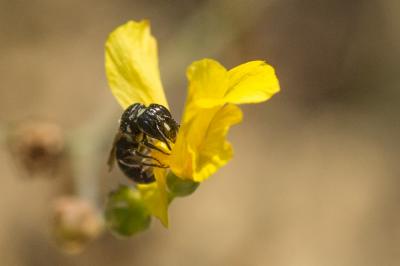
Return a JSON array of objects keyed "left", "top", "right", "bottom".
[{"left": 167, "top": 172, "right": 200, "bottom": 197}]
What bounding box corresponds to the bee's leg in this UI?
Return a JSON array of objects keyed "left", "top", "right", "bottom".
[
  {"left": 140, "top": 162, "right": 169, "bottom": 168},
  {"left": 118, "top": 160, "right": 168, "bottom": 168},
  {"left": 155, "top": 124, "right": 172, "bottom": 150},
  {"left": 118, "top": 158, "right": 166, "bottom": 169},
  {"left": 141, "top": 135, "right": 170, "bottom": 155},
  {"left": 129, "top": 149, "right": 167, "bottom": 167},
  {"left": 118, "top": 159, "right": 140, "bottom": 168},
  {"left": 122, "top": 151, "right": 167, "bottom": 168}
]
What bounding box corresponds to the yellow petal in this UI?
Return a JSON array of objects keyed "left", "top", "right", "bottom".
[
  {"left": 183, "top": 59, "right": 228, "bottom": 122},
  {"left": 168, "top": 128, "right": 195, "bottom": 179},
  {"left": 185, "top": 59, "right": 279, "bottom": 109},
  {"left": 225, "top": 60, "right": 280, "bottom": 104},
  {"left": 186, "top": 59, "right": 228, "bottom": 105},
  {"left": 105, "top": 20, "right": 168, "bottom": 109},
  {"left": 170, "top": 104, "right": 243, "bottom": 182},
  {"left": 137, "top": 168, "right": 169, "bottom": 227}
]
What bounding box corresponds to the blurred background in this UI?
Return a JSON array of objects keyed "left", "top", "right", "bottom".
[{"left": 1, "top": 0, "right": 399, "bottom": 265}]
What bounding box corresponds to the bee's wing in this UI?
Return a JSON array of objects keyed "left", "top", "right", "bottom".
[
  {"left": 107, "top": 132, "right": 121, "bottom": 172},
  {"left": 105, "top": 20, "right": 169, "bottom": 109}
]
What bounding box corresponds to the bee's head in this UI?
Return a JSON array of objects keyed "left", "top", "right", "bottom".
[
  {"left": 119, "top": 103, "right": 145, "bottom": 134},
  {"left": 136, "top": 104, "right": 180, "bottom": 147}
]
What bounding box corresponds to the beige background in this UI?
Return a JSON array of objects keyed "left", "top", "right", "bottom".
[{"left": 1, "top": 0, "right": 400, "bottom": 265}]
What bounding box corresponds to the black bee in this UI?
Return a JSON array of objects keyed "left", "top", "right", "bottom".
[{"left": 108, "top": 103, "right": 179, "bottom": 184}]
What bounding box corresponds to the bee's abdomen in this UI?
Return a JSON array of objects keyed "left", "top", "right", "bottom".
[
  {"left": 115, "top": 135, "right": 156, "bottom": 184},
  {"left": 117, "top": 162, "right": 155, "bottom": 184}
]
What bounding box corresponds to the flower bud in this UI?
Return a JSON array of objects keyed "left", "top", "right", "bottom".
[
  {"left": 167, "top": 172, "right": 199, "bottom": 197},
  {"left": 51, "top": 197, "right": 103, "bottom": 254},
  {"left": 104, "top": 185, "right": 151, "bottom": 237}
]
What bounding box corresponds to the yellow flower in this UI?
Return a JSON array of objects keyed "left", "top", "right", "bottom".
[{"left": 105, "top": 20, "right": 280, "bottom": 227}]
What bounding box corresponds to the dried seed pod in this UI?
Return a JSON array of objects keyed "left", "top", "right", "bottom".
[
  {"left": 7, "top": 121, "right": 65, "bottom": 178},
  {"left": 51, "top": 196, "right": 103, "bottom": 254}
]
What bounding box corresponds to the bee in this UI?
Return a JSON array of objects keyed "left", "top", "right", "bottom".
[{"left": 108, "top": 103, "right": 179, "bottom": 184}]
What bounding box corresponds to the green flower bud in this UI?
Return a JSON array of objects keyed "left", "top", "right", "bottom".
[
  {"left": 105, "top": 185, "right": 151, "bottom": 237},
  {"left": 167, "top": 172, "right": 199, "bottom": 197}
]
